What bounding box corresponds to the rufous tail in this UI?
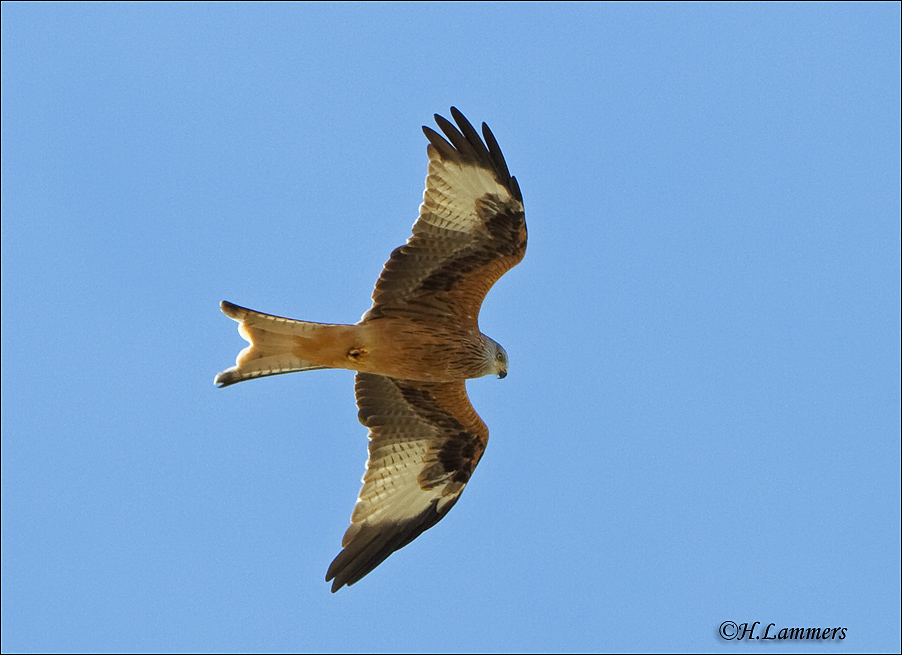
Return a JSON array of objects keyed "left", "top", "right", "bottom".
[{"left": 214, "top": 300, "right": 348, "bottom": 388}]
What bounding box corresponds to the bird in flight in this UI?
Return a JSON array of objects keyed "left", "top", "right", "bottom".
[{"left": 215, "top": 108, "right": 526, "bottom": 592}]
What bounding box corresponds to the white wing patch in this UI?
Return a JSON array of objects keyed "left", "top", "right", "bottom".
[
  {"left": 419, "top": 149, "right": 513, "bottom": 234},
  {"left": 352, "top": 438, "right": 433, "bottom": 521}
]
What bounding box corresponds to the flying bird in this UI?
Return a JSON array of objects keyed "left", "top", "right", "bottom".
[{"left": 215, "top": 108, "right": 526, "bottom": 592}]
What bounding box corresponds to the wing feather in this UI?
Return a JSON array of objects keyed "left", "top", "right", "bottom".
[
  {"left": 325, "top": 373, "right": 488, "bottom": 592},
  {"left": 363, "top": 108, "right": 526, "bottom": 323}
]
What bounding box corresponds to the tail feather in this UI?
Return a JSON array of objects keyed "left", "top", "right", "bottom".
[{"left": 214, "top": 301, "right": 333, "bottom": 388}]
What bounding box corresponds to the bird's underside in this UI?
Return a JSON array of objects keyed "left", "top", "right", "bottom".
[
  {"left": 213, "top": 302, "right": 497, "bottom": 386},
  {"left": 215, "top": 108, "right": 526, "bottom": 592}
]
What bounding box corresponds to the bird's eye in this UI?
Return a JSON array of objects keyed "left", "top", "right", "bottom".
[{"left": 496, "top": 352, "right": 504, "bottom": 361}]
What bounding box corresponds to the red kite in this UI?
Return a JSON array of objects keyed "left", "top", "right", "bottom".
[{"left": 215, "top": 108, "right": 526, "bottom": 591}]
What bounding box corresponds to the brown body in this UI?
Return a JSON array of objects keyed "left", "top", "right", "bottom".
[
  {"left": 215, "top": 304, "right": 499, "bottom": 386},
  {"left": 341, "top": 317, "right": 494, "bottom": 381}
]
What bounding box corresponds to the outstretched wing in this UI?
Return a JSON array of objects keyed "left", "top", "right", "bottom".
[
  {"left": 326, "top": 372, "right": 488, "bottom": 592},
  {"left": 363, "top": 107, "right": 526, "bottom": 324}
]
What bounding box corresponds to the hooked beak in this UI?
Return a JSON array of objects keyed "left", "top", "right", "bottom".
[{"left": 498, "top": 370, "right": 507, "bottom": 379}]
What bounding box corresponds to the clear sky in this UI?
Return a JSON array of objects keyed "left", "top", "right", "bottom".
[{"left": 2, "top": 3, "right": 900, "bottom": 653}]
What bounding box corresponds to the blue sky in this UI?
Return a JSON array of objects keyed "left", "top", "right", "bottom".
[{"left": 2, "top": 3, "right": 899, "bottom": 653}]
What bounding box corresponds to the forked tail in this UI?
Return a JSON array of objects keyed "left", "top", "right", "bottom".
[{"left": 214, "top": 301, "right": 348, "bottom": 387}]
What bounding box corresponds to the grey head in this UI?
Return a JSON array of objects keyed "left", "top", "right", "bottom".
[{"left": 482, "top": 335, "right": 509, "bottom": 379}]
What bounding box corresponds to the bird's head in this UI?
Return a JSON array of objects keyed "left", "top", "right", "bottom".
[{"left": 483, "top": 336, "right": 509, "bottom": 379}]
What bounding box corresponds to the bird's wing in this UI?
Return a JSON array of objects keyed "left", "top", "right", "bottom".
[
  {"left": 326, "top": 372, "right": 488, "bottom": 591},
  {"left": 363, "top": 107, "right": 526, "bottom": 325}
]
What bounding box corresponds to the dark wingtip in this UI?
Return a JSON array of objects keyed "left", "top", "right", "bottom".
[
  {"left": 448, "top": 106, "right": 470, "bottom": 131},
  {"left": 426, "top": 107, "right": 520, "bottom": 202},
  {"left": 422, "top": 125, "right": 459, "bottom": 161},
  {"left": 324, "top": 496, "right": 459, "bottom": 593}
]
